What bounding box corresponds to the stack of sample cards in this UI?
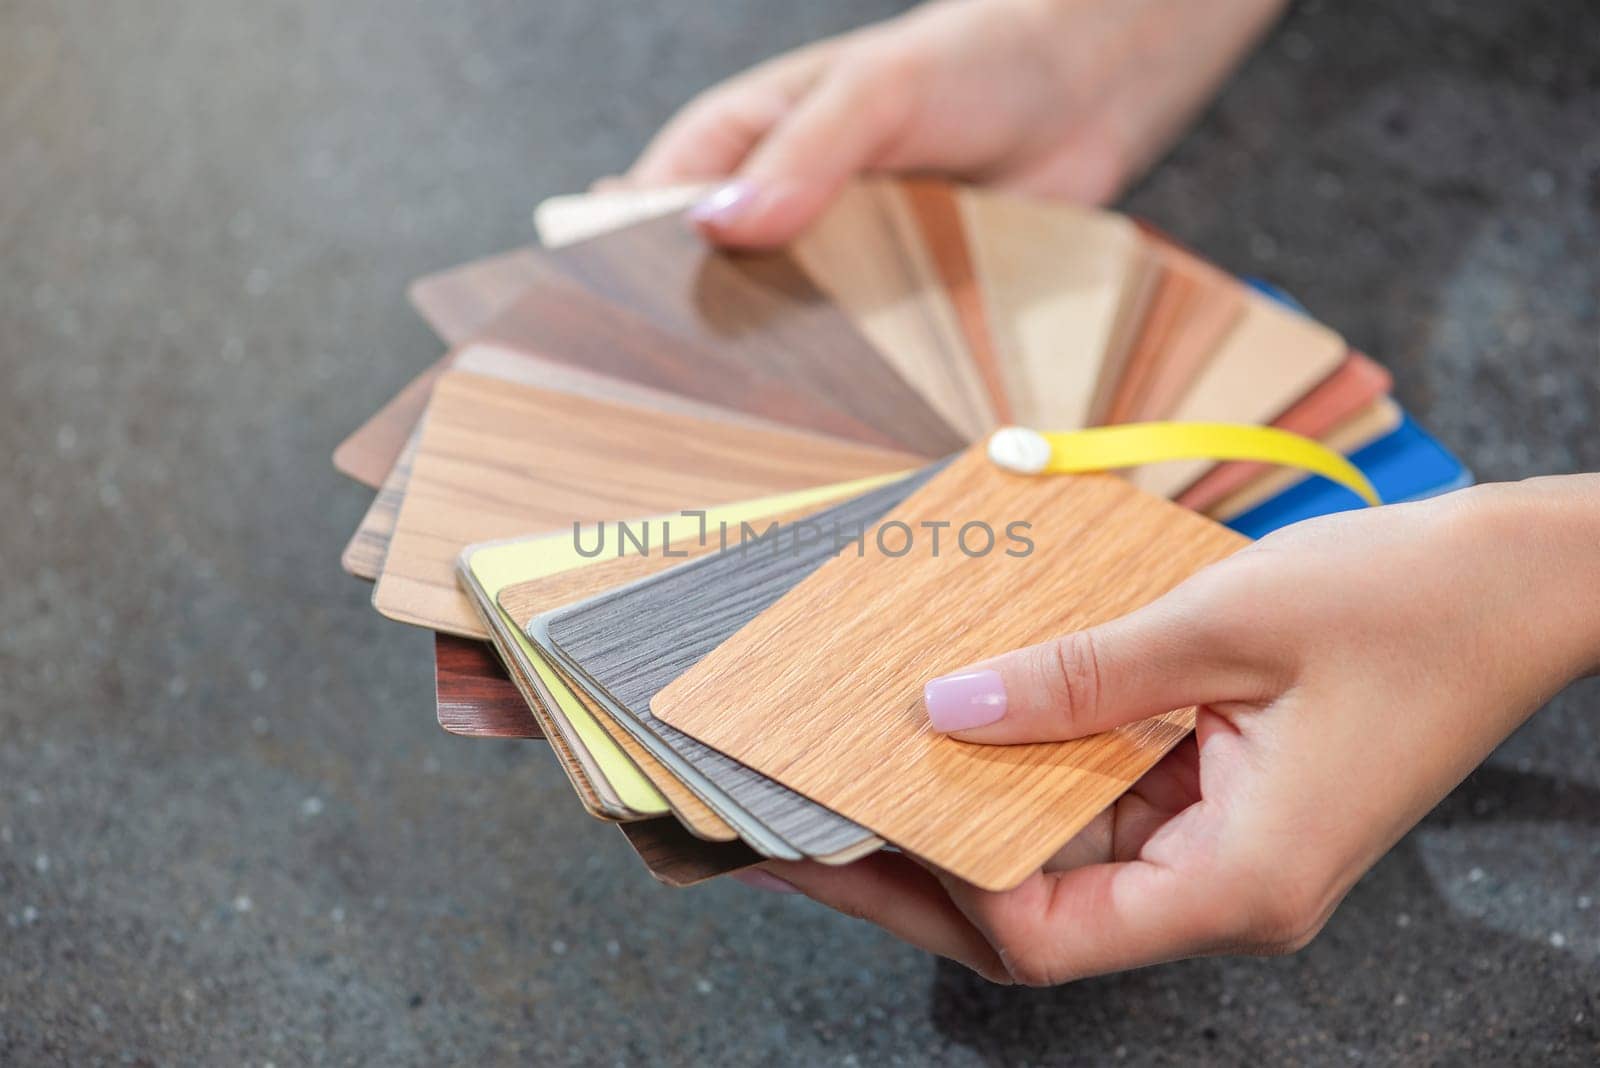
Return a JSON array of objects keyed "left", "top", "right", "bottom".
[{"left": 333, "top": 180, "right": 1471, "bottom": 888}]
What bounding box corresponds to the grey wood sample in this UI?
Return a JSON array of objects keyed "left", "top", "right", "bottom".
[{"left": 533, "top": 465, "right": 947, "bottom": 860}]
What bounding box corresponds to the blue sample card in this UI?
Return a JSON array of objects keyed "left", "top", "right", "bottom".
[{"left": 1227, "top": 413, "right": 1473, "bottom": 539}]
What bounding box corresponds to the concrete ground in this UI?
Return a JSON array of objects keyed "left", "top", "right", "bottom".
[{"left": 3, "top": 0, "right": 1597, "bottom": 1063}]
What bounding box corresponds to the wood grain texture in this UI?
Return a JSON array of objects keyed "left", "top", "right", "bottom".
[
  {"left": 459, "top": 545, "right": 666, "bottom": 821},
  {"left": 959, "top": 189, "right": 1140, "bottom": 429},
  {"left": 1129, "top": 289, "right": 1348, "bottom": 500},
  {"left": 617, "top": 819, "right": 758, "bottom": 887},
  {"left": 1103, "top": 241, "right": 1245, "bottom": 425},
  {"left": 374, "top": 369, "right": 922, "bottom": 637},
  {"left": 337, "top": 341, "right": 797, "bottom": 583},
  {"left": 533, "top": 184, "right": 708, "bottom": 248},
  {"left": 898, "top": 180, "right": 1013, "bottom": 423},
  {"left": 340, "top": 428, "right": 417, "bottom": 580},
  {"left": 1177, "top": 351, "right": 1392, "bottom": 513},
  {"left": 407, "top": 247, "right": 543, "bottom": 345},
  {"left": 792, "top": 180, "right": 993, "bottom": 441},
  {"left": 434, "top": 633, "right": 542, "bottom": 738},
  {"left": 537, "top": 471, "right": 946, "bottom": 861},
  {"left": 1209, "top": 396, "right": 1403, "bottom": 521},
  {"left": 653, "top": 447, "right": 1247, "bottom": 892},
  {"left": 546, "top": 214, "right": 966, "bottom": 456},
  {"left": 469, "top": 257, "right": 897, "bottom": 449}
]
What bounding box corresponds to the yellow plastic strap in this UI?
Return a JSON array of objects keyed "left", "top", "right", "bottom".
[{"left": 987, "top": 422, "right": 1381, "bottom": 507}]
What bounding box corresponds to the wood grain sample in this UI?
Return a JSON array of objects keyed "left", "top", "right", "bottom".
[
  {"left": 374, "top": 368, "right": 922, "bottom": 637},
  {"left": 533, "top": 184, "right": 708, "bottom": 249},
  {"left": 959, "top": 189, "right": 1140, "bottom": 429},
  {"left": 1209, "top": 396, "right": 1403, "bottom": 521},
  {"left": 1129, "top": 289, "right": 1347, "bottom": 500},
  {"left": 434, "top": 633, "right": 541, "bottom": 739},
  {"left": 469, "top": 258, "right": 897, "bottom": 449},
  {"left": 898, "top": 179, "right": 1013, "bottom": 423},
  {"left": 1177, "top": 351, "right": 1392, "bottom": 513},
  {"left": 1087, "top": 237, "right": 1165, "bottom": 426},
  {"left": 537, "top": 470, "right": 944, "bottom": 862},
  {"left": 341, "top": 429, "right": 418, "bottom": 580},
  {"left": 617, "top": 819, "right": 758, "bottom": 887},
  {"left": 653, "top": 446, "right": 1247, "bottom": 892},
  {"left": 407, "top": 247, "right": 543, "bottom": 346},
  {"left": 333, "top": 355, "right": 451, "bottom": 490},
  {"left": 457, "top": 479, "right": 904, "bottom": 838},
  {"left": 545, "top": 214, "right": 966, "bottom": 456},
  {"left": 1103, "top": 241, "right": 1245, "bottom": 425},
  {"left": 338, "top": 341, "right": 793, "bottom": 583},
  {"left": 792, "top": 180, "right": 993, "bottom": 441}
]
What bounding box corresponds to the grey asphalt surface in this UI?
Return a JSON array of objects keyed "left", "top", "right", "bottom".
[{"left": 3, "top": 0, "right": 1598, "bottom": 1063}]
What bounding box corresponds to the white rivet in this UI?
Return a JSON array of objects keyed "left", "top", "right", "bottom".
[{"left": 987, "top": 427, "right": 1052, "bottom": 474}]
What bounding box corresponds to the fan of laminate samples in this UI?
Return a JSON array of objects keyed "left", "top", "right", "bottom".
[{"left": 332, "top": 179, "right": 1470, "bottom": 890}]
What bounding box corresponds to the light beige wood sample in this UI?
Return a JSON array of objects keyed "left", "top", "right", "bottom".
[
  {"left": 533, "top": 185, "right": 708, "bottom": 249},
  {"left": 898, "top": 179, "right": 1014, "bottom": 422},
  {"left": 1129, "top": 290, "right": 1348, "bottom": 499},
  {"left": 1209, "top": 396, "right": 1403, "bottom": 521},
  {"left": 1087, "top": 237, "right": 1164, "bottom": 425},
  {"left": 959, "top": 189, "right": 1141, "bottom": 429},
  {"left": 792, "top": 181, "right": 994, "bottom": 441},
  {"left": 653, "top": 446, "right": 1247, "bottom": 892},
  {"left": 373, "top": 369, "right": 922, "bottom": 637}
]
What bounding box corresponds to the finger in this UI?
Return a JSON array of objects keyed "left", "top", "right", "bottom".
[
  {"left": 628, "top": 41, "right": 839, "bottom": 187},
  {"left": 934, "top": 828, "right": 1239, "bottom": 985},
  {"left": 922, "top": 573, "right": 1284, "bottom": 744},
  {"left": 690, "top": 47, "right": 916, "bottom": 247},
  {"left": 743, "top": 854, "right": 1009, "bottom": 983}
]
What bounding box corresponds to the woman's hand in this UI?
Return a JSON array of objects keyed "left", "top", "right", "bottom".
[
  {"left": 618, "top": 0, "right": 1288, "bottom": 246},
  {"left": 731, "top": 477, "right": 1600, "bottom": 985}
]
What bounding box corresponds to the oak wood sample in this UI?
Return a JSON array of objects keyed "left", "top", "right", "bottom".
[
  {"left": 1129, "top": 289, "right": 1347, "bottom": 499},
  {"left": 546, "top": 215, "right": 966, "bottom": 456},
  {"left": 898, "top": 179, "right": 1013, "bottom": 422},
  {"left": 653, "top": 446, "right": 1247, "bottom": 892},
  {"left": 537, "top": 471, "right": 944, "bottom": 862},
  {"left": 1177, "top": 351, "right": 1392, "bottom": 513},
  {"left": 434, "top": 634, "right": 542, "bottom": 739},
  {"left": 959, "top": 189, "right": 1140, "bottom": 429},
  {"left": 338, "top": 341, "right": 802, "bottom": 583},
  {"left": 374, "top": 368, "right": 922, "bottom": 637}
]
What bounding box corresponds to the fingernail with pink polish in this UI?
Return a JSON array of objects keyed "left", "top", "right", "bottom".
[
  {"left": 731, "top": 868, "right": 800, "bottom": 894},
  {"left": 924, "top": 669, "right": 1007, "bottom": 733},
  {"left": 689, "top": 181, "right": 758, "bottom": 227}
]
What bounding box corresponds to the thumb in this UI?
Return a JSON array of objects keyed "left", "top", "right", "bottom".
[
  {"left": 921, "top": 586, "right": 1281, "bottom": 744},
  {"left": 688, "top": 56, "right": 911, "bottom": 248}
]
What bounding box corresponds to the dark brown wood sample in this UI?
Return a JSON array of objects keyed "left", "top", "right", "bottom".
[{"left": 434, "top": 634, "right": 541, "bottom": 739}]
